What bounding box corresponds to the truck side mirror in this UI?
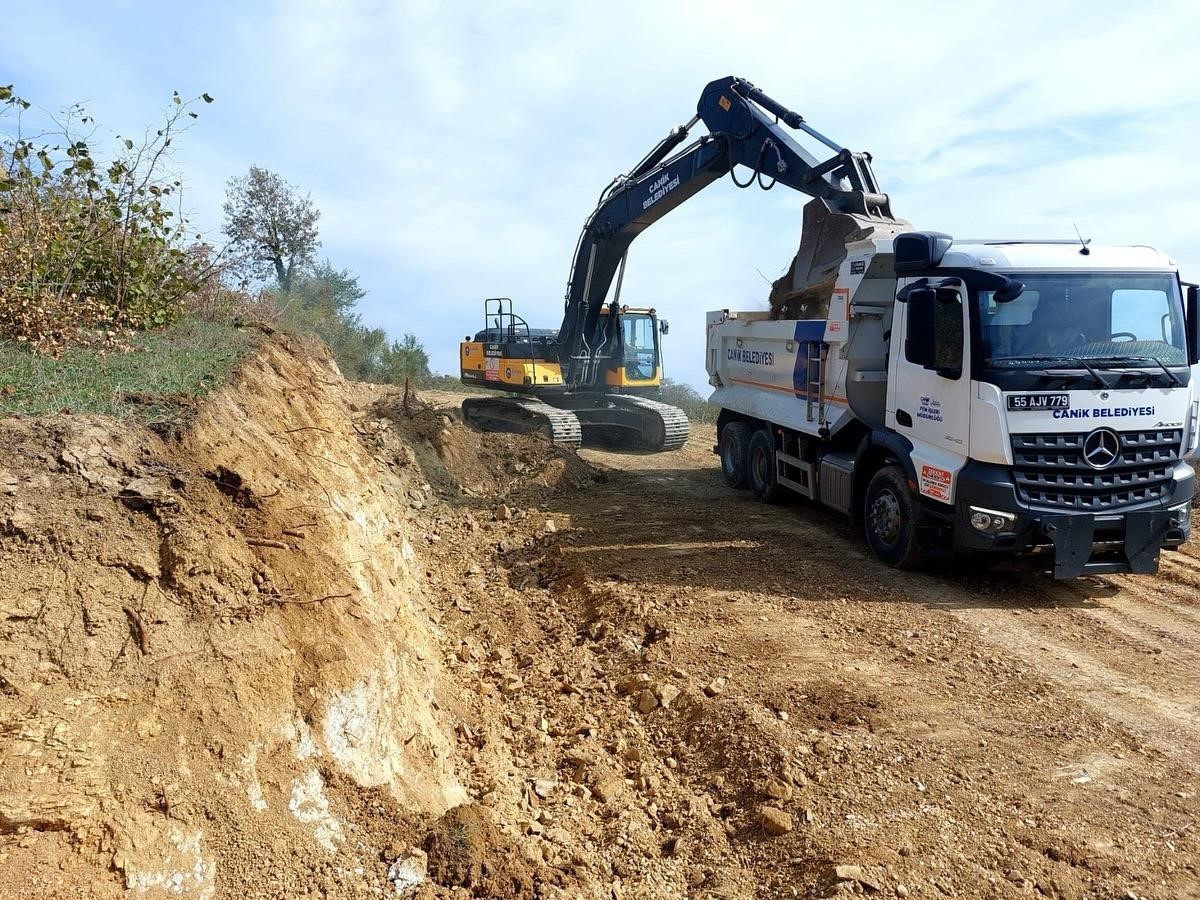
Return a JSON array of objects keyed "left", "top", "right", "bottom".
[
  {"left": 905, "top": 287, "right": 963, "bottom": 378},
  {"left": 659, "top": 319, "right": 670, "bottom": 335},
  {"left": 1187, "top": 283, "right": 1199, "bottom": 365}
]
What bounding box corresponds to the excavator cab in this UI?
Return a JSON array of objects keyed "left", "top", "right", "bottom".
[{"left": 602, "top": 307, "right": 663, "bottom": 390}]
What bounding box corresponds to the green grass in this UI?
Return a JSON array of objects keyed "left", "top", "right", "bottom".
[{"left": 0, "top": 319, "right": 258, "bottom": 429}]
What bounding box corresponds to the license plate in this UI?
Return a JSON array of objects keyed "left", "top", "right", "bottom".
[{"left": 1006, "top": 393, "right": 1070, "bottom": 411}]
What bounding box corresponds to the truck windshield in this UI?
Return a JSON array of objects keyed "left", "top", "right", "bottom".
[{"left": 975, "top": 272, "right": 1186, "bottom": 368}]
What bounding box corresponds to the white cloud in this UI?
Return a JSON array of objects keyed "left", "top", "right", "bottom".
[{"left": 4, "top": 0, "right": 1198, "bottom": 388}]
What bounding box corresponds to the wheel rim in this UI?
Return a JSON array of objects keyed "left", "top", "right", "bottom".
[
  {"left": 722, "top": 438, "right": 736, "bottom": 475},
  {"left": 869, "top": 489, "right": 902, "bottom": 545},
  {"left": 751, "top": 446, "right": 768, "bottom": 487}
]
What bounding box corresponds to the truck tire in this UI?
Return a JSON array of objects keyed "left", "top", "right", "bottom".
[
  {"left": 719, "top": 421, "right": 752, "bottom": 489},
  {"left": 863, "top": 465, "right": 922, "bottom": 569},
  {"left": 747, "top": 429, "right": 784, "bottom": 504}
]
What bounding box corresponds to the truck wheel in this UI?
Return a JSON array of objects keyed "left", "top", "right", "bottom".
[
  {"left": 747, "top": 429, "right": 784, "bottom": 503},
  {"left": 719, "top": 421, "right": 752, "bottom": 489},
  {"left": 863, "top": 466, "right": 922, "bottom": 569}
]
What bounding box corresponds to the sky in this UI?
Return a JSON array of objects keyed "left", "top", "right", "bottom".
[{"left": 5, "top": 0, "right": 1200, "bottom": 390}]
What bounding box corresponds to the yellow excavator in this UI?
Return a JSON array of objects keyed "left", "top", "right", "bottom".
[
  {"left": 458, "top": 74, "right": 899, "bottom": 452},
  {"left": 459, "top": 299, "right": 687, "bottom": 451}
]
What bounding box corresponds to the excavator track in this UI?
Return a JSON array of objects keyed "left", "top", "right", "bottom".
[
  {"left": 557, "top": 394, "right": 690, "bottom": 452},
  {"left": 604, "top": 395, "right": 690, "bottom": 452},
  {"left": 461, "top": 396, "right": 582, "bottom": 448}
]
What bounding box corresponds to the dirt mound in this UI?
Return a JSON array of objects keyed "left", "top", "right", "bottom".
[
  {"left": 367, "top": 394, "right": 599, "bottom": 502},
  {"left": 0, "top": 338, "right": 471, "bottom": 897},
  {"left": 423, "top": 804, "right": 538, "bottom": 895}
]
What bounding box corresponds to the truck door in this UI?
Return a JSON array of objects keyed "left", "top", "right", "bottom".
[{"left": 887, "top": 281, "right": 972, "bottom": 503}]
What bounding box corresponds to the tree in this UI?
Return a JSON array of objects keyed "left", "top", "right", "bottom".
[
  {"left": 381, "top": 333, "right": 431, "bottom": 383},
  {"left": 289, "top": 261, "right": 364, "bottom": 317},
  {"left": 275, "top": 263, "right": 388, "bottom": 380},
  {"left": 222, "top": 166, "right": 319, "bottom": 291}
]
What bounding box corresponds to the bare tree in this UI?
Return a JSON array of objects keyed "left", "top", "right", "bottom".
[{"left": 222, "top": 166, "right": 319, "bottom": 291}]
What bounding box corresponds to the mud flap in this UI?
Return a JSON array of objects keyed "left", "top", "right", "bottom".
[{"left": 1043, "top": 512, "right": 1172, "bottom": 578}]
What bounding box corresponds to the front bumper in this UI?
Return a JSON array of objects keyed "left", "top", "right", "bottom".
[{"left": 945, "top": 460, "right": 1194, "bottom": 578}]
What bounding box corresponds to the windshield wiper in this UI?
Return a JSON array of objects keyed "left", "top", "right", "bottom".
[
  {"left": 1086, "top": 355, "right": 1183, "bottom": 387},
  {"left": 988, "top": 354, "right": 1110, "bottom": 387}
]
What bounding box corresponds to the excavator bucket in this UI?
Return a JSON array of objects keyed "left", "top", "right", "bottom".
[{"left": 769, "top": 198, "right": 909, "bottom": 319}]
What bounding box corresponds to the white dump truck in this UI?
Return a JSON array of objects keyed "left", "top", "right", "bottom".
[{"left": 708, "top": 233, "right": 1199, "bottom": 577}]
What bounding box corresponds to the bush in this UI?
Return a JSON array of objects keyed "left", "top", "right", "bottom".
[
  {"left": 0, "top": 86, "right": 213, "bottom": 353},
  {"left": 656, "top": 377, "right": 718, "bottom": 423}
]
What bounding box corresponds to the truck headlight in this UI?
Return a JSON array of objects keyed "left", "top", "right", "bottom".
[
  {"left": 969, "top": 505, "right": 1017, "bottom": 534},
  {"left": 1170, "top": 500, "right": 1192, "bottom": 528}
]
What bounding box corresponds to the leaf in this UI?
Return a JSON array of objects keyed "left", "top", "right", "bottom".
[
  {"left": 124, "top": 138, "right": 133, "bottom": 150},
  {"left": 201, "top": 93, "right": 214, "bottom": 103}
]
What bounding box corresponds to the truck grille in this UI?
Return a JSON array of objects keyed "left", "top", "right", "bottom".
[{"left": 1010, "top": 429, "right": 1182, "bottom": 510}]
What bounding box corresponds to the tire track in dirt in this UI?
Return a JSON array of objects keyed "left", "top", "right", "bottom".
[
  {"left": 584, "top": 439, "right": 1200, "bottom": 746},
  {"left": 558, "top": 424, "right": 1200, "bottom": 896}
]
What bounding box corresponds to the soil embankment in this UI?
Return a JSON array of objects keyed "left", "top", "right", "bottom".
[{"left": 1, "top": 346, "right": 1197, "bottom": 899}]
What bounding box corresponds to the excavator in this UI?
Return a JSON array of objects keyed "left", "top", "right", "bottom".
[{"left": 459, "top": 75, "right": 902, "bottom": 450}]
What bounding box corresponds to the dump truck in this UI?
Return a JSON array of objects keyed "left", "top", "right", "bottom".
[{"left": 709, "top": 234, "right": 1199, "bottom": 577}]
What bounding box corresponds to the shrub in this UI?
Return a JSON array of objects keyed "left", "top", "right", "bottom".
[{"left": 0, "top": 86, "right": 213, "bottom": 352}]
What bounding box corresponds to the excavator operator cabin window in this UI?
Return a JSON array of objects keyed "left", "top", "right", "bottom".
[{"left": 622, "top": 316, "right": 657, "bottom": 380}]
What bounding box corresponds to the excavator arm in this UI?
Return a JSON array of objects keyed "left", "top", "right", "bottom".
[{"left": 557, "top": 75, "right": 902, "bottom": 385}]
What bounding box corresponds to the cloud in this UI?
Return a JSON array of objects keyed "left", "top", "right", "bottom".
[{"left": 5, "top": 0, "right": 1198, "bottom": 389}]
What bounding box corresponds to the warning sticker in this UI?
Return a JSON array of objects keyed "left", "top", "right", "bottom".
[{"left": 918, "top": 464, "right": 952, "bottom": 502}]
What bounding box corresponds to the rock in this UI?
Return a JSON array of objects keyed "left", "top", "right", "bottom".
[
  {"left": 896, "top": 886, "right": 909, "bottom": 898},
  {"left": 499, "top": 675, "right": 524, "bottom": 695},
  {"left": 636, "top": 690, "right": 660, "bottom": 714},
  {"left": 703, "top": 677, "right": 727, "bottom": 698},
  {"left": 590, "top": 771, "right": 626, "bottom": 804},
  {"left": 654, "top": 683, "right": 681, "bottom": 708},
  {"left": 496, "top": 504, "right": 512, "bottom": 521},
  {"left": 834, "top": 865, "right": 880, "bottom": 890},
  {"left": 759, "top": 806, "right": 793, "bottom": 836},
  {"left": 532, "top": 778, "right": 556, "bottom": 799},
  {"left": 387, "top": 848, "right": 428, "bottom": 896},
  {"left": 544, "top": 519, "right": 558, "bottom": 533},
  {"left": 761, "top": 777, "right": 793, "bottom": 802},
  {"left": 616, "top": 673, "right": 651, "bottom": 695}
]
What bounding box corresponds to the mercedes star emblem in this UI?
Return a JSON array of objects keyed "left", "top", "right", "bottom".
[{"left": 1082, "top": 428, "right": 1121, "bottom": 470}]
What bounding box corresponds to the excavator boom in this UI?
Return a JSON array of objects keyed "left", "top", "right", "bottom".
[{"left": 557, "top": 75, "right": 905, "bottom": 383}]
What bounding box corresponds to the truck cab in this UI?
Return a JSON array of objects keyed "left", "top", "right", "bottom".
[{"left": 707, "top": 233, "right": 1198, "bottom": 577}]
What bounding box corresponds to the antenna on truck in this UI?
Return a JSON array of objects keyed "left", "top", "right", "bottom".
[{"left": 1073, "top": 223, "right": 1091, "bottom": 255}]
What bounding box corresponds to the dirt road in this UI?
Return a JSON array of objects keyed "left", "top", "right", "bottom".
[{"left": 532, "top": 422, "right": 1200, "bottom": 898}]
